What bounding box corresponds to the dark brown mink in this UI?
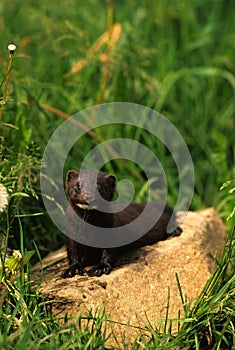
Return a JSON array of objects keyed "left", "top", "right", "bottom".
[{"left": 61, "top": 169, "right": 182, "bottom": 278}]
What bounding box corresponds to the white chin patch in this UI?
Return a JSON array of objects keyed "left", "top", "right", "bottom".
[{"left": 76, "top": 203, "right": 96, "bottom": 210}]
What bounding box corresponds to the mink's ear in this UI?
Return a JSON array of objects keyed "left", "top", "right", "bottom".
[
  {"left": 66, "top": 170, "right": 79, "bottom": 184},
  {"left": 104, "top": 174, "right": 116, "bottom": 186}
]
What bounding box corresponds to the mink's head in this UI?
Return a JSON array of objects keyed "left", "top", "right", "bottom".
[{"left": 66, "top": 169, "right": 116, "bottom": 211}]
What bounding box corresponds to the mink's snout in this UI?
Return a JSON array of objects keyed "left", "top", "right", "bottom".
[{"left": 81, "top": 192, "right": 95, "bottom": 204}]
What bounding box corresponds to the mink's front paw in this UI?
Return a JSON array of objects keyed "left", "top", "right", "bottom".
[
  {"left": 61, "top": 262, "right": 84, "bottom": 278},
  {"left": 87, "top": 263, "right": 112, "bottom": 277}
]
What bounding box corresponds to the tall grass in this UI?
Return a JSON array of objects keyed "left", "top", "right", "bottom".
[
  {"left": 0, "top": 0, "right": 235, "bottom": 348},
  {"left": 2, "top": 0, "right": 234, "bottom": 217}
]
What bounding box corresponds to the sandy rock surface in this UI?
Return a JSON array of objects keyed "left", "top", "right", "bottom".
[{"left": 32, "top": 208, "right": 227, "bottom": 343}]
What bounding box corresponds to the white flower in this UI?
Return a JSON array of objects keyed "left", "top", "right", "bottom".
[
  {"left": 13, "top": 250, "right": 23, "bottom": 261},
  {"left": 8, "top": 44, "right": 16, "bottom": 54},
  {"left": 0, "top": 183, "right": 8, "bottom": 213}
]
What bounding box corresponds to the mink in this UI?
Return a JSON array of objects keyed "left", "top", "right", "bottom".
[{"left": 61, "top": 169, "right": 182, "bottom": 278}]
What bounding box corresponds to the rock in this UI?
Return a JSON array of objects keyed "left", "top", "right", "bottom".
[{"left": 31, "top": 208, "right": 227, "bottom": 344}]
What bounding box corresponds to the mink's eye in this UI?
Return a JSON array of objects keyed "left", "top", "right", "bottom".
[{"left": 77, "top": 182, "right": 81, "bottom": 191}]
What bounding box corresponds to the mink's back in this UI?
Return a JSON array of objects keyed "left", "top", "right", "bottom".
[
  {"left": 67, "top": 201, "right": 178, "bottom": 253},
  {"left": 112, "top": 202, "right": 178, "bottom": 250}
]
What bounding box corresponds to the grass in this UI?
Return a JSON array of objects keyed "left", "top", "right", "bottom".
[{"left": 0, "top": 0, "right": 235, "bottom": 348}]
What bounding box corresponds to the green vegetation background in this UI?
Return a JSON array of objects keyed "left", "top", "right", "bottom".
[{"left": 0, "top": 0, "right": 234, "bottom": 349}]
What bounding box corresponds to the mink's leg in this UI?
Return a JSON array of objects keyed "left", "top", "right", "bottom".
[
  {"left": 87, "top": 249, "right": 114, "bottom": 277},
  {"left": 61, "top": 238, "right": 86, "bottom": 278}
]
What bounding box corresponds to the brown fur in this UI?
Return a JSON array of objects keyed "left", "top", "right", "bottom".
[{"left": 62, "top": 170, "right": 182, "bottom": 278}]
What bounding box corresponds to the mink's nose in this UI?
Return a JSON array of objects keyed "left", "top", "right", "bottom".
[{"left": 84, "top": 192, "right": 95, "bottom": 204}]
